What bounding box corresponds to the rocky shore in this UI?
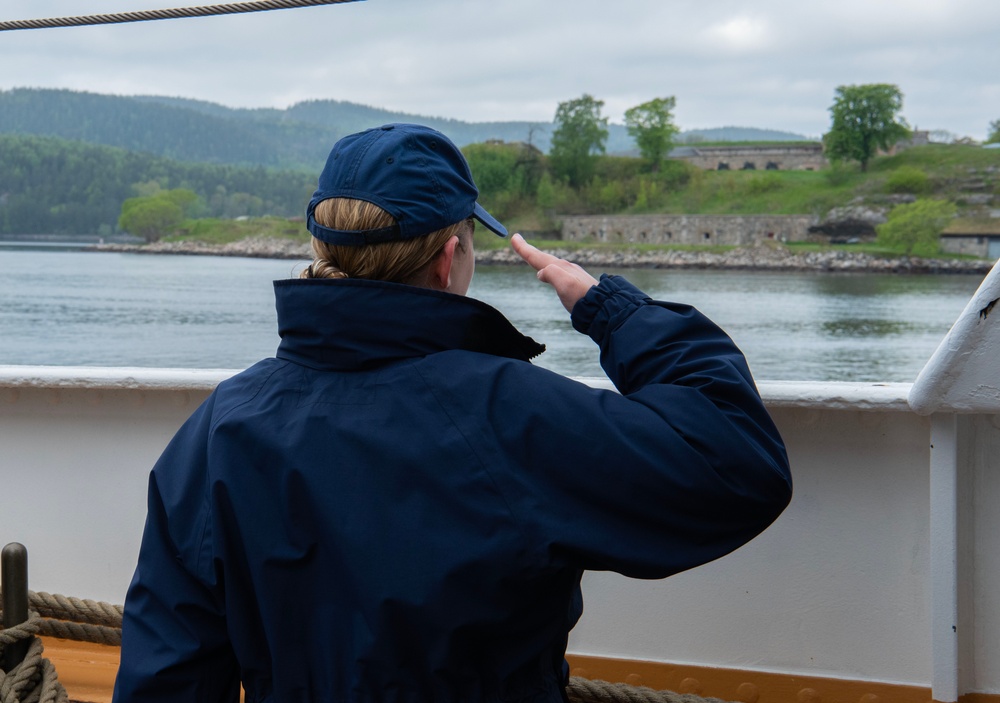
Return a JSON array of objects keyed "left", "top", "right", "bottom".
[{"left": 93, "top": 237, "right": 995, "bottom": 274}]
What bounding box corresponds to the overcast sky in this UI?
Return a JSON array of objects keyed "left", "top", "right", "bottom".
[{"left": 2, "top": 0, "right": 998, "bottom": 140}]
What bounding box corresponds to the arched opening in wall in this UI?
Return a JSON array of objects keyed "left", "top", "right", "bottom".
[
  {"left": 767, "top": 232, "right": 775, "bottom": 239},
  {"left": 717, "top": 162, "right": 730, "bottom": 170},
  {"left": 766, "top": 161, "right": 779, "bottom": 170},
  {"left": 742, "top": 162, "right": 756, "bottom": 170},
  {"left": 640, "top": 231, "right": 648, "bottom": 241},
  {"left": 703, "top": 232, "right": 711, "bottom": 240},
  {"left": 665, "top": 231, "right": 673, "bottom": 240}
]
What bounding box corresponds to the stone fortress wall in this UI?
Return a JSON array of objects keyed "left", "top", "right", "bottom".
[
  {"left": 561, "top": 214, "right": 820, "bottom": 246},
  {"left": 671, "top": 144, "right": 827, "bottom": 171}
]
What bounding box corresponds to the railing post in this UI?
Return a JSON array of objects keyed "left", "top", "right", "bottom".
[
  {"left": 929, "top": 415, "right": 959, "bottom": 703},
  {"left": 1, "top": 542, "right": 30, "bottom": 672}
]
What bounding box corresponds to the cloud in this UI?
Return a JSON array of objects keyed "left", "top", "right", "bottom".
[
  {"left": 1, "top": 0, "right": 998, "bottom": 139},
  {"left": 704, "top": 16, "right": 772, "bottom": 54}
]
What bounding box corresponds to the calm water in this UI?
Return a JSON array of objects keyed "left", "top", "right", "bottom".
[{"left": 0, "top": 248, "right": 986, "bottom": 381}]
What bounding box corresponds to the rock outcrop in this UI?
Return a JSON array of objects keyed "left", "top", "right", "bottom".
[{"left": 808, "top": 204, "right": 889, "bottom": 240}]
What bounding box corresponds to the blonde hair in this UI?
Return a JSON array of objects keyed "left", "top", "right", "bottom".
[{"left": 301, "top": 198, "right": 472, "bottom": 285}]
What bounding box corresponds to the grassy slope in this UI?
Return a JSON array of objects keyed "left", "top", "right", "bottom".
[{"left": 648, "top": 144, "right": 997, "bottom": 217}]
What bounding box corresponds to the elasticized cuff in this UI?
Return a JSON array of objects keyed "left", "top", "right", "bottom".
[{"left": 570, "top": 274, "right": 651, "bottom": 342}]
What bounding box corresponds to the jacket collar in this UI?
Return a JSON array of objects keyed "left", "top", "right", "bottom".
[{"left": 274, "top": 278, "right": 545, "bottom": 371}]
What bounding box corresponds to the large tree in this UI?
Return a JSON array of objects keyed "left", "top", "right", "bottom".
[
  {"left": 118, "top": 197, "right": 184, "bottom": 242},
  {"left": 824, "top": 84, "right": 910, "bottom": 171},
  {"left": 624, "top": 97, "right": 680, "bottom": 172},
  {"left": 118, "top": 188, "right": 200, "bottom": 242},
  {"left": 549, "top": 94, "right": 608, "bottom": 187}
]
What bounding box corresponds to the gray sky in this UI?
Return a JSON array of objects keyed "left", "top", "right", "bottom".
[{"left": 2, "top": 0, "right": 998, "bottom": 140}]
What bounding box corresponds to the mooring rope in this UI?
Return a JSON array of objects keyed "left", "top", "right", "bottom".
[
  {"left": 1, "top": 590, "right": 733, "bottom": 703},
  {"left": 27, "top": 592, "right": 122, "bottom": 644},
  {"left": 0, "top": 592, "right": 123, "bottom": 647},
  {"left": 0, "top": 0, "right": 362, "bottom": 32},
  {"left": 0, "top": 614, "right": 68, "bottom": 703},
  {"left": 566, "top": 678, "right": 732, "bottom": 703},
  {"left": 0, "top": 591, "right": 120, "bottom": 703}
]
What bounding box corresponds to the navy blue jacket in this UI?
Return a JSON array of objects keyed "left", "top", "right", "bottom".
[{"left": 114, "top": 274, "right": 791, "bottom": 703}]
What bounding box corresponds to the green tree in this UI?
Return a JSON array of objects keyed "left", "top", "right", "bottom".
[
  {"left": 824, "top": 84, "right": 910, "bottom": 171},
  {"left": 119, "top": 197, "right": 183, "bottom": 242},
  {"left": 624, "top": 97, "right": 680, "bottom": 172},
  {"left": 876, "top": 199, "right": 956, "bottom": 256},
  {"left": 550, "top": 94, "right": 608, "bottom": 187},
  {"left": 118, "top": 188, "right": 201, "bottom": 241},
  {"left": 986, "top": 119, "right": 1000, "bottom": 144}
]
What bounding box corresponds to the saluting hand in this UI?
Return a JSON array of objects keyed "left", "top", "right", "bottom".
[{"left": 510, "top": 234, "right": 599, "bottom": 313}]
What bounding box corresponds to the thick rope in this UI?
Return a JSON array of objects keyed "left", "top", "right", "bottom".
[
  {"left": 0, "top": 615, "right": 68, "bottom": 703},
  {"left": 567, "top": 677, "right": 733, "bottom": 703},
  {"left": 28, "top": 593, "right": 122, "bottom": 632},
  {"left": 0, "top": 0, "right": 362, "bottom": 32},
  {"left": 0, "top": 592, "right": 122, "bottom": 648}
]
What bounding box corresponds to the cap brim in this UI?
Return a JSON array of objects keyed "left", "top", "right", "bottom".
[{"left": 473, "top": 203, "right": 508, "bottom": 238}]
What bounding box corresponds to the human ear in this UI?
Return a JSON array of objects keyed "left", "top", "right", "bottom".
[{"left": 428, "top": 236, "right": 459, "bottom": 291}]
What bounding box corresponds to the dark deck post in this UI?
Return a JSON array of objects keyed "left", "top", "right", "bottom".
[{"left": 2, "top": 542, "right": 30, "bottom": 672}]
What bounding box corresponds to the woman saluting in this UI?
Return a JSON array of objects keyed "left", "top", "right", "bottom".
[{"left": 115, "top": 123, "right": 791, "bottom": 703}]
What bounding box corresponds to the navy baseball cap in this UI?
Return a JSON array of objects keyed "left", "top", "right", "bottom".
[{"left": 306, "top": 124, "right": 508, "bottom": 246}]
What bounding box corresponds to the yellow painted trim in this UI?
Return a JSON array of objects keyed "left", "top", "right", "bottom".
[
  {"left": 568, "top": 654, "right": 1000, "bottom": 703},
  {"left": 40, "top": 637, "right": 119, "bottom": 703}
]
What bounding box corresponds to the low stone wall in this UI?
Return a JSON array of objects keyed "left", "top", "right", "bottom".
[
  {"left": 561, "top": 214, "right": 820, "bottom": 246},
  {"left": 940, "top": 234, "right": 1000, "bottom": 259}
]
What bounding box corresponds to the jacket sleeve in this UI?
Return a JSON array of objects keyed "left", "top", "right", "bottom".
[
  {"left": 438, "top": 274, "right": 791, "bottom": 579},
  {"left": 113, "top": 399, "right": 241, "bottom": 703}
]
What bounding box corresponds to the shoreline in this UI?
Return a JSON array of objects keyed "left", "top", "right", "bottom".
[{"left": 91, "top": 238, "right": 995, "bottom": 275}]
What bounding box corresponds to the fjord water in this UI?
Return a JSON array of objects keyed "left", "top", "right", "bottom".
[{"left": 0, "top": 248, "right": 985, "bottom": 382}]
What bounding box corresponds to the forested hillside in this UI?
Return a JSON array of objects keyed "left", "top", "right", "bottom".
[
  {"left": 0, "top": 88, "right": 813, "bottom": 236},
  {"left": 1, "top": 88, "right": 808, "bottom": 171},
  {"left": 0, "top": 134, "right": 314, "bottom": 235},
  {"left": 1, "top": 89, "right": 331, "bottom": 170}
]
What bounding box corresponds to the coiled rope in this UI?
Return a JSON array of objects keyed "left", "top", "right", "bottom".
[
  {"left": 1, "top": 591, "right": 731, "bottom": 703},
  {"left": 0, "top": 614, "right": 67, "bottom": 703},
  {"left": 0, "top": 592, "right": 122, "bottom": 703},
  {"left": 0, "top": 0, "right": 361, "bottom": 33}
]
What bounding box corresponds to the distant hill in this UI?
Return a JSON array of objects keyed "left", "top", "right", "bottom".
[
  {"left": 679, "top": 127, "right": 815, "bottom": 143},
  {"left": 1, "top": 88, "right": 809, "bottom": 170}
]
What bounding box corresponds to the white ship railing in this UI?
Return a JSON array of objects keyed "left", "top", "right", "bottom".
[{"left": 1, "top": 259, "right": 998, "bottom": 701}]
